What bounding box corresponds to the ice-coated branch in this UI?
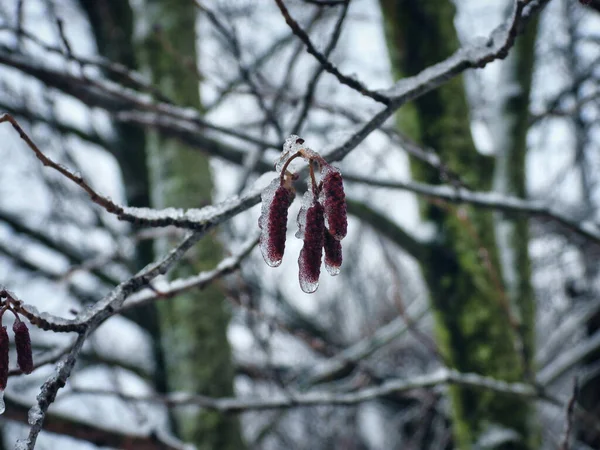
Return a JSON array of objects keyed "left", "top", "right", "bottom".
[
  {"left": 383, "top": 0, "right": 548, "bottom": 100},
  {"left": 324, "top": 0, "right": 551, "bottom": 164},
  {"left": 16, "top": 230, "right": 203, "bottom": 449},
  {"left": 343, "top": 173, "right": 600, "bottom": 245},
  {"left": 68, "top": 368, "right": 539, "bottom": 412},
  {"left": 3, "top": 393, "right": 186, "bottom": 450},
  {"left": 1, "top": 112, "right": 265, "bottom": 232},
  {"left": 299, "top": 302, "right": 429, "bottom": 387},
  {"left": 122, "top": 234, "right": 259, "bottom": 311}
]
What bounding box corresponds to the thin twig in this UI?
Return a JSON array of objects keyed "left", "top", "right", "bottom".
[
  {"left": 19, "top": 230, "right": 203, "bottom": 449},
  {"left": 274, "top": 0, "right": 390, "bottom": 105},
  {"left": 291, "top": 0, "right": 349, "bottom": 133},
  {"left": 560, "top": 378, "right": 579, "bottom": 450},
  {"left": 343, "top": 173, "right": 600, "bottom": 245}
]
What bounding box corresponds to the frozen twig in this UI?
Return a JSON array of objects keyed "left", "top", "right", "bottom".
[
  {"left": 1, "top": 112, "right": 264, "bottom": 231},
  {"left": 299, "top": 302, "right": 429, "bottom": 387},
  {"left": 67, "top": 367, "right": 539, "bottom": 412},
  {"left": 343, "top": 173, "right": 600, "bottom": 245},
  {"left": 123, "top": 234, "right": 259, "bottom": 311},
  {"left": 324, "top": 0, "right": 551, "bottom": 164},
  {"left": 16, "top": 230, "right": 203, "bottom": 449}
]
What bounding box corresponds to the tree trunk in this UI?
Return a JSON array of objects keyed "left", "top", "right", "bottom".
[
  {"left": 78, "top": 0, "right": 168, "bottom": 397},
  {"left": 379, "top": 1, "right": 537, "bottom": 448},
  {"left": 136, "top": 1, "right": 244, "bottom": 448}
]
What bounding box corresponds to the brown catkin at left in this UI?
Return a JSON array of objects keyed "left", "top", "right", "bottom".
[
  {"left": 0, "top": 326, "right": 8, "bottom": 389},
  {"left": 13, "top": 320, "right": 33, "bottom": 374}
]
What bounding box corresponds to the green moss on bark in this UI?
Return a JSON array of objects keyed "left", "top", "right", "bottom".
[
  {"left": 138, "top": 1, "right": 244, "bottom": 448},
  {"left": 379, "top": 1, "right": 536, "bottom": 448}
]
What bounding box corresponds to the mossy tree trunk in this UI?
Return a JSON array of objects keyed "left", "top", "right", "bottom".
[
  {"left": 379, "top": 1, "right": 537, "bottom": 448},
  {"left": 78, "top": 0, "right": 168, "bottom": 395},
  {"left": 136, "top": 1, "right": 244, "bottom": 449}
]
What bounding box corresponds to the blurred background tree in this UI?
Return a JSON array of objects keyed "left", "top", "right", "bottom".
[{"left": 0, "top": 1, "right": 599, "bottom": 449}]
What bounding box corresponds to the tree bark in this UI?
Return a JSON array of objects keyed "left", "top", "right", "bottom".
[
  {"left": 379, "top": 1, "right": 537, "bottom": 448},
  {"left": 136, "top": 1, "right": 244, "bottom": 448},
  {"left": 78, "top": 0, "right": 169, "bottom": 401}
]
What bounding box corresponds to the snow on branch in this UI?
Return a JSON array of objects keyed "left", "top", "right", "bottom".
[
  {"left": 344, "top": 173, "right": 600, "bottom": 245},
  {"left": 122, "top": 234, "right": 259, "bottom": 311},
  {"left": 3, "top": 393, "right": 187, "bottom": 450},
  {"left": 300, "top": 302, "right": 430, "bottom": 388},
  {"left": 0, "top": 114, "right": 263, "bottom": 231},
  {"left": 14, "top": 230, "right": 203, "bottom": 449},
  {"left": 69, "top": 368, "right": 539, "bottom": 412}
]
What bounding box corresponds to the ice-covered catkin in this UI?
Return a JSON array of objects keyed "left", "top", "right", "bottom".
[
  {"left": 0, "top": 326, "right": 8, "bottom": 389},
  {"left": 298, "top": 202, "right": 325, "bottom": 293},
  {"left": 320, "top": 166, "right": 347, "bottom": 240},
  {"left": 259, "top": 179, "right": 294, "bottom": 267},
  {"left": 324, "top": 229, "right": 342, "bottom": 276},
  {"left": 13, "top": 320, "right": 33, "bottom": 374}
]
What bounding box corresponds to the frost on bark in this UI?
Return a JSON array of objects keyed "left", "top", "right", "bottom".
[
  {"left": 379, "top": 0, "right": 537, "bottom": 448},
  {"left": 137, "top": 0, "right": 243, "bottom": 448}
]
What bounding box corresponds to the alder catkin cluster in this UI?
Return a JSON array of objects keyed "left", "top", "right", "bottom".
[
  {"left": 0, "top": 292, "right": 34, "bottom": 390},
  {"left": 259, "top": 135, "right": 347, "bottom": 293}
]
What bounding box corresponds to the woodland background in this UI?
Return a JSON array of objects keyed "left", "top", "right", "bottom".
[{"left": 0, "top": 0, "right": 599, "bottom": 449}]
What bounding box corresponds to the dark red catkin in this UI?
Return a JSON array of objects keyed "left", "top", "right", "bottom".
[
  {"left": 13, "top": 320, "right": 33, "bottom": 374},
  {"left": 324, "top": 229, "right": 342, "bottom": 276},
  {"left": 0, "top": 326, "right": 8, "bottom": 389},
  {"left": 320, "top": 166, "right": 347, "bottom": 241},
  {"left": 298, "top": 202, "right": 325, "bottom": 293},
  {"left": 259, "top": 180, "right": 294, "bottom": 267}
]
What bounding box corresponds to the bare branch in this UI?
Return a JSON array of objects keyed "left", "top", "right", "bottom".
[
  {"left": 538, "top": 329, "right": 600, "bottom": 386},
  {"left": 122, "top": 234, "right": 259, "bottom": 311},
  {"left": 299, "top": 302, "right": 429, "bottom": 387},
  {"left": 291, "top": 0, "right": 350, "bottom": 132},
  {"left": 344, "top": 173, "right": 600, "bottom": 245},
  {"left": 560, "top": 378, "right": 579, "bottom": 450},
  {"left": 273, "top": 0, "right": 389, "bottom": 105},
  {"left": 68, "top": 368, "right": 539, "bottom": 412},
  {"left": 11, "top": 229, "right": 202, "bottom": 448},
  {"left": 3, "top": 394, "right": 186, "bottom": 450}
]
